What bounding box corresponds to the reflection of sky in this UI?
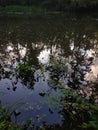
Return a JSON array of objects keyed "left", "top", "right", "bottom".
[
  {"left": 0, "top": 75, "right": 63, "bottom": 126},
  {"left": 1, "top": 43, "right": 27, "bottom": 68},
  {"left": 84, "top": 48, "right": 98, "bottom": 82},
  {"left": 3, "top": 42, "right": 98, "bottom": 83},
  {"left": 0, "top": 43, "right": 64, "bottom": 125},
  {"left": 37, "top": 45, "right": 63, "bottom": 65},
  {"left": 86, "top": 49, "right": 95, "bottom": 58},
  {"left": 69, "top": 43, "right": 98, "bottom": 82},
  {"left": 37, "top": 48, "right": 50, "bottom": 64},
  {"left": 6, "top": 43, "right": 27, "bottom": 58},
  {"left": 18, "top": 43, "right": 27, "bottom": 58},
  {"left": 1, "top": 40, "right": 98, "bottom": 126},
  {"left": 85, "top": 58, "right": 98, "bottom": 82}
]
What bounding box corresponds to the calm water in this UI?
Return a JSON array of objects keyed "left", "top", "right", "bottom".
[{"left": 0, "top": 14, "right": 98, "bottom": 129}]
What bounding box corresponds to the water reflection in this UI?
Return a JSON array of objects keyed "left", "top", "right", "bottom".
[
  {"left": 37, "top": 45, "right": 63, "bottom": 65},
  {"left": 0, "top": 15, "right": 98, "bottom": 128},
  {"left": 38, "top": 48, "right": 50, "bottom": 65},
  {"left": 85, "top": 57, "right": 98, "bottom": 82}
]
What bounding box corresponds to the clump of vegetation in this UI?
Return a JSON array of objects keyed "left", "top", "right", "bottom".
[
  {"left": 0, "top": 105, "right": 20, "bottom": 130},
  {"left": 81, "top": 104, "right": 98, "bottom": 130},
  {"left": 46, "top": 54, "right": 98, "bottom": 130},
  {"left": 60, "top": 88, "right": 98, "bottom": 130},
  {"left": 16, "top": 62, "right": 36, "bottom": 87}
]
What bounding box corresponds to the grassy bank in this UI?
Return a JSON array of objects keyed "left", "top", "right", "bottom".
[
  {"left": 0, "top": 4, "right": 98, "bottom": 17},
  {"left": 0, "top": 5, "right": 44, "bottom": 16}
]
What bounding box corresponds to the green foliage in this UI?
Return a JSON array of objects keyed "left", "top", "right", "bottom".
[
  {"left": 82, "top": 104, "right": 98, "bottom": 130},
  {"left": 16, "top": 62, "right": 32, "bottom": 71},
  {"left": 0, "top": 5, "right": 44, "bottom": 14},
  {"left": 16, "top": 62, "right": 35, "bottom": 77},
  {"left": 0, "top": 106, "right": 10, "bottom": 122},
  {"left": 81, "top": 107, "right": 98, "bottom": 130},
  {"left": 82, "top": 121, "right": 98, "bottom": 129},
  {"left": 0, "top": 122, "right": 20, "bottom": 130},
  {"left": 16, "top": 62, "right": 35, "bottom": 87},
  {"left": 0, "top": 105, "right": 20, "bottom": 130}
]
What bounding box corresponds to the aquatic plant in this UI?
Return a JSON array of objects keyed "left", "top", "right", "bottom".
[
  {"left": 81, "top": 104, "right": 98, "bottom": 130},
  {"left": 59, "top": 88, "right": 98, "bottom": 130},
  {"left": 0, "top": 105, "right": 20, "bottom": 130},
  {"left": 16, "top": 62, "right": 36, "bottom": 87}
]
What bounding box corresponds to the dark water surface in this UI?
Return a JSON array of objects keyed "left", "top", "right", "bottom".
[{"left": 0, "top": 14, "right": 98, "bottom": 129}]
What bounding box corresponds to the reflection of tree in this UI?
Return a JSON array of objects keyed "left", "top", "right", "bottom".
[
  {"left": 0, "top": 15, "right": 98, "bottom": 47},
  {"left": 16, "top": 62, "right": 35, "bottom": 88},
  {"left": 0, "top": 38, "right": 97, "bottom": 92},
  {"left": 0, "top": 16, "right": 98, "bottom": 91},
  {"left": 47, "top": 41, "right": 95, "bottom": 90},
  {"left": 0, "top": 16, "right": 98, "bottom": 130}
]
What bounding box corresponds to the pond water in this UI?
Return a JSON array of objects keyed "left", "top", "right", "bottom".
[{"left": 0, "top": 13, "right": 98, "bottom": 129}]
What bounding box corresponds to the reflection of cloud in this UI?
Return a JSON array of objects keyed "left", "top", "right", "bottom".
[
  {"left": 37, "top": 45, "right": 63, "bottom": 65},
  {"left": 37, "top": 48, "right": 50, "bottom": 65},
  {"left": 6, "top": 45, "right": 13, "bottom": 52},
  {"left": 86, "top": 49, "right": 95, "bottom": 58},
  {"left": 85, "top": 58, "right": 98, "bottom": 82},
  {"left": 0, "top": 43, "right": 27, "bottom": 69},
  {"left": 18, "top": 44, "right": 27, "bottom": 58},
  {"left": 70, "top": 41, "right": 74, "bottom": 50},
  {"left": 91, "top": 64, "right": 98, "bottom": 78}
]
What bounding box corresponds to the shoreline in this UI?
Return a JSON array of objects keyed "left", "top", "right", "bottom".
[{"left": 0, "top": 5, "right": 98, "bottom": 17}]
